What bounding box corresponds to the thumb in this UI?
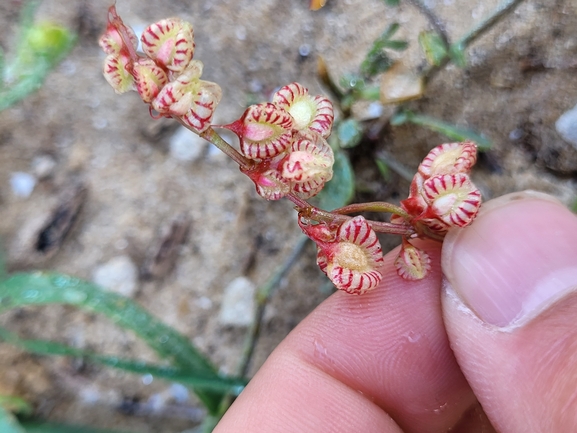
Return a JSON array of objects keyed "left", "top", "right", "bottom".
[{"left": 441, "top": 191, "right": 577, "bottom": 432}]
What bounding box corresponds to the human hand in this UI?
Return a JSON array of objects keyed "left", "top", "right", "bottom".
[{"left": 214, "top": 191, "right": 577, "bottom": 433}]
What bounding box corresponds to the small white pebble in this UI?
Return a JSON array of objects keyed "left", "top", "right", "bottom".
[
  {"left": 556, "top": 104, "right": 577, "bottom": 149},
  {"left": 236, "top": 26, "right": 247, "bottom": 41},
  {"left": 31, "top": 154, "right": 57, "bottom": 179},
  {"left": 248, "top": 78, "right": 263, "bottom": 93},
  {"left": 92, "top": 255, "right": 138, "bottom": 297},
  {"left": 169, "top": 126, "right": 206, "bottom": 162},
  {"left": 195, "top": 296, "right": 213, "bottom": 310},
  {"left": 367, "top": 102, "right": 384, "bottom": 119},
  {"left": 298, "top": 44, "right": 311, "bottom": 57},
  {"left": 218, "top": 276, "right": 256, "bottom": 327},
  {"left": 508, "top": 128, "right": 524, "bottom": 141},
  {"left": 92, "top": 117, "right": 108, "bottom": 130},
  {"left": 141, "top": 374, "right": 154, "bottom": 385},
  {"left": 10, "top": 172, "right": 36, "bottom": 198},
  {"left": 114, "top": 238, "right": 129, "bottom": 250},
  {"left": 169, "top": 383, "right": 190, "bottom": 403}
]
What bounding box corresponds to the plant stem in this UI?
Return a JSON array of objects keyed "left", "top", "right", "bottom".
[
  {"left": 237, "top": 235, "right": 310, "bottom": 378},
  {"left": 199, "top": 126, "right": 254, "bottom": 170},
  {"left": 459, "top": 0, "right": 526, "bottom": 49},
  {"left": 423, "top": 0, "right": 526, "bottom": 82},
  {"left": 405, "top": 0, "right": 450, "bottom": 48},
  {"left": 210, "top": 236, "right": 311, "bottom": 426},
  {"left": 374, "top": 150, "right": 415, "bottom": 182},
  {"left": 331, "top": 201, "right": 409, "bottom": 218},
  {"left": 287, "top": 193, "right": 415, "bottom": 236}
]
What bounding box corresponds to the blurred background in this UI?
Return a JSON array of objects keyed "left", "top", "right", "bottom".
[{"left": 0, "top": 0, "right": 576, "bottom": 431}]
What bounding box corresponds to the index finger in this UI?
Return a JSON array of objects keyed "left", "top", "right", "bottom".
[{"left": 214, "top": 241, "right": 475, "bottom": 433}]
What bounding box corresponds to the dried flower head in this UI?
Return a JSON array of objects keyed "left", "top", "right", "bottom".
[
  {"left": 233, "top": 103, "right": 295, "bottom": 160},
  {"left": 394, "top": 239, "right": 431, "bottom": 281},
  {"left": 272, "top": 82, "right": 334, "bottom": 138},
  {"left": 402, "top": 142, "right": 482, "bottom": 237},
  {"left": 141, "top": 18, "right": 195, "bottom": 74},
  {"left": 283, "top": 132, "right": 334, "bottom": 199},
  {"left": 421, "top": 173, "right": 482, "bottom": 228},
  {"left": 99, "top": 7, "right": 138, "bottom": 56},
  {"left": 418, "top": 141, "right": 477, "bottom": 178},
  {"left": 103, "top": 53, "right": 135, "bottom": 94},
  {"left": 132, "top": 58, "right": 168, "bottom": 103},
  {"left": 152, "top": 61, "right": 222, "bottom": 132},
  {"left": 302, "top": 216, "right": 384, "bottom": 294}
]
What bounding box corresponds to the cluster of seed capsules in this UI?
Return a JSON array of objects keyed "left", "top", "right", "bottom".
[
  {"left": 222, "top": 84, "right": 335, "bottom": 200},
  {"left": 300, "top": 141, "right": 481, "bottom": 294},
  {"left": 100, "top": 7, "right": 482, "bottom": 296},
  {"left": 99, "top": 6, "right": 222, "bottom": 133},
  {"left": 99, "top": 6, "right": 335, "bottom": 202}
]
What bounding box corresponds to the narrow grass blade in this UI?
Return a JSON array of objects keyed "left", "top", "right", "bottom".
[
  {"left": 391, "top": 110, "right": 491, "bottom": 150},
  {"left": 361, "top": 23, "right": 408, "bottom": 77},
  {"left": 0, "top": 244, "right": 7, "bottom": 282},
  {"left": 20, "top": 421, "right": 132, "bottom": 433},
  {"left": 0, "top": 327, "right": 246, "bottom": 395},
  {"left": 0, "top": 272, "right": 226, "bottom": 414}
]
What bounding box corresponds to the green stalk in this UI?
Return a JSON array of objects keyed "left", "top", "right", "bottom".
[
  {"left": 332, "top": 201, "right": 409, "bottom": 218},
  {"left": 199, "top": 127, "right": 254, "bottom": 170},
  {"left": 423, "top": 0, "right": 527, "bottom": 82}
]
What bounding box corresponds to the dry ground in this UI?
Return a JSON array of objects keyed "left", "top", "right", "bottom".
[{"left": 0, "top": 1, "right": 576, "bottom": 431}]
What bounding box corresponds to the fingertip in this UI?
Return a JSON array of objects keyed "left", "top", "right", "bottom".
[
  {"left": 441, "top": 191, "right": 577, "bottom": 431},
  {"left": 442, "top": 191, "right": 577, "bottom": 327},
  {"left": 217, "top": 240, "right": 475, "bottom": 433}
]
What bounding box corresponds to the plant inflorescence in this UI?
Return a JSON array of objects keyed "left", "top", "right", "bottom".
[
  {"left": 0, "top": 1, "right": 535, "bottom": 430},
  {"left": 100, "top": 5, "right": 482, "bottom": 295}
]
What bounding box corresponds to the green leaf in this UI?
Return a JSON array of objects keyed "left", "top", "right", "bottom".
[
  {"left": 1, "top": 1, "right": 76, "bottom": 111},
  {"left": 391, "top": 110, "right": 492, "bottom": 150},
  {"left": 389, "top": 110, "right": 409, "bottom": 125},
  {"left": 361, "top": 51, "right": 393, "bottom": 78},
  {"left": 26, "top": 24, "right": 75, "bottom": 61},
  {"left": 0, "top": 327, "right": 246, "bottom": 395},
  {"left": 382, "top": 39, "right": 409, "bottom": 51},
  {"left": 360, "top": 23, "right": 408, "bottom": 78},
  {"left": 0, "top": 396, "right": 32, "bottom": 417},
  {"left": 375, "top": 159, "right": 392, "bottom": 182},
  {"left": 0, "top": 272, "right": 226, "bottom": 414},
  {"left": 337, "top": 119, "right": 363, "bottom": 148},
  {"left": 379, "top": 22, "right": 403, "bottom": 42},
  {"left": 448, "top": 42, "right": 467, "bottom": 68},
  {"left": 20, "top": 420, "right": 132, "bottom": 433},
  {"left": 0, "top": 48, "right": 5, "bottom": 90},
  {"left": 0, "top": 405, "right": 26, "bottom": 433},
  {"left": 0, "top": 244, "right": 7, "bottom": 283},
  {"left": 339, "top": 73, "right": 365, "bottom": 92},
  {"left": 314, "top": 150, "right": 355, "bottom": 210},
  {"left": 382, "top": 0, "right": 400, "bottom": 6},
  {"left": 418, "top": 31, "right": 448, "bottom": 66}
]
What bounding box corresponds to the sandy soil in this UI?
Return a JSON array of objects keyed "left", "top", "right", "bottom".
[{"left": 0, "top": 1, "right": 576, "bottom": 431}]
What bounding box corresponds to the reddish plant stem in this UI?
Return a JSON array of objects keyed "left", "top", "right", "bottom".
[
  {"left": 198, "top": 126, "right": 255, "bottom": 171},
  {"left": 287, "top": 193, "right": 415, "bottom": 237},
  {"left": 197, "top": 127, "right": 415, "bottom": 237},
  {"left": 332, "top": 201, "right": 409, "bottom": 218},
  {"left": 109, "top": 5, "right": 140, "bottom": 62}
]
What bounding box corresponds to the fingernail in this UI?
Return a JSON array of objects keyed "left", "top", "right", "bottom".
[{"left": 442, "top": 191, "right": 577, "bottom": 327}]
